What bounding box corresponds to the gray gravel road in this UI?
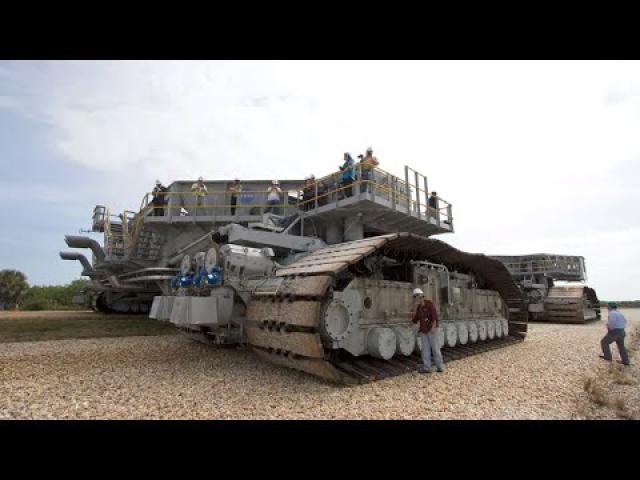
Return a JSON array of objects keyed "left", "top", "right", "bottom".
[{"left": 1, "top": 310, "right": 637, "bottom": 419}]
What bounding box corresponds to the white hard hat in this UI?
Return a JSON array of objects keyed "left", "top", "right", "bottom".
[
  {"left": 412, "top": 288, "right": 424, "bottom": 297},
  {"left": 272, "top": 180, "right": 280, "bottom": 185},
  {"left": 198, "top": 176, "right": 204, "bottom": 182},
  {"left": 366, "top": 146, "right": 373, "bottom": 153},
  {"left": 155, "top": 179, "right": 161, "bottom": 185}
]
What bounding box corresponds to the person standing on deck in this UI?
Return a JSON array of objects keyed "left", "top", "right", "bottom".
[
  {"left": 600, "top": 302, "right": 630, "bottom": 366},
  {"left": 412, "top": 288, "right": 444, "bottom": 373},
  {"left": 151, "top": 180, "right": 168, "bottom": 216},
  {"left": 358, "top": 147, "right": 379, "bottom": 193},
  {"left": 229, "top": 178, "right": 242, "bottom": 215},
  {"left": 301, "top": 175, "right": 318, "bottom": 211},
  {"left": 265, "top": 180, "right": 282, "bottom": 214},
  {"left": 339, "top": 153, "right": 356, "bottom": 199},
  {"left": 428, "top": 191, "right": 439, "bottom": 220},
  {"left": 191, "top": 176, "right": 208, "bottom": 216}
]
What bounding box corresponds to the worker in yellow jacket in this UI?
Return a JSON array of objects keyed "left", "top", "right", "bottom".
[
  {"left": 191, "top": 176, "right": 208, "bottom": 216},
  {"left": 358, "top": 147, "right": 379, "bottom": 193}
]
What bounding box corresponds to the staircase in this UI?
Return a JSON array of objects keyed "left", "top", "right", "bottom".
[
  {"left": 103, "top": 209, "right": 164, "bottom": 262},
  {"left": 105, "top": 221, "right": 126, "bottom": 259}
]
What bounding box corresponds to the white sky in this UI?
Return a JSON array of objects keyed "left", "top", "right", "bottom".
[{"left": 1, "top": 60, "right": 639, "bottom": 299}]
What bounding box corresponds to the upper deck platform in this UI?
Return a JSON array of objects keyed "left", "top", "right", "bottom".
[
  {"left": 491, "top": 254, "right": 587, "bottom": 282},
  {"left": 139, "top": 165, "right": 454, "bottom": 238}
]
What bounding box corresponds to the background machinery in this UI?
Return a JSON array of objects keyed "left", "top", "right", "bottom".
[
  {"left": 61, "top": 163, "right": 528, "bottom": 383},
  {"left": 491, "top": 254, "right": 600, "bottom": 323}
]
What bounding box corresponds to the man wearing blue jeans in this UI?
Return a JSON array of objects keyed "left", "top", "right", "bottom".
[
  {"left": 600, "top": 302, "right": 630, "bottom": 366},
  {"left": 411, "top": 288, "right": 444, "bottom": 373}
]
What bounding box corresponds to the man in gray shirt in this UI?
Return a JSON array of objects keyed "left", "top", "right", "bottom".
[{"left": 600, "top": 302, "right": 630, "bottom": 366}]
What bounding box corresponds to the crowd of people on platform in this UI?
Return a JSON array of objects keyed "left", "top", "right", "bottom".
[{"left": 148, "top": 147, "right": 443, "bottom": 220}]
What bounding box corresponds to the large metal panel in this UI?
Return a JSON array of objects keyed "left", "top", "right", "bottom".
[
  {"left": 190, "top": 297, "right": 219, "bottom": 325},
  {"left": 246, "top": 300, "right": 320, "bottom": 327},
  {"left": 169, "top": 296, "right": 189, "bottom": 326},
  {"left": 246, "top": 327, "right": 324, "bottom": 358},
  {"left": 150, "top": 295, "right": 176, "bottom": 321}
]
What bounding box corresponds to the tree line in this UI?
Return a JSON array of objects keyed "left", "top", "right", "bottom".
[
  {"left": 600, "top": 300, "right": 640, "bottom": 308},
  {"left": 0, "top": 269, "right": 89, "bottom": 311}
]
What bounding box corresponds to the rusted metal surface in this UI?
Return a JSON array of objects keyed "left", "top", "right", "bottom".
[
  {"left": 247, "top": 233, "right": 528, "bottom": 385},
  {"left": 293, "top": 246, "right": 379, "bottom": 263},
  {"left": 277, "top": 275, "right": 332, "bottom": 297},
  {"left": 253, "top": 350, "right": 353, "bottom": 384},
  {"left": 246, "top": 300, "right": 321, "bottom": 327},
  {"left": 543, "top": 285, "right": 601, "bottom": 323},
  {"left": 246, "top": 327, "right": 325, "bottom": 358},
  {"left": 284, "top": 252, "right": 375, "bottom": 268},
  {"left": 276, "top": 262, "right": 352, "bottom": 277}
]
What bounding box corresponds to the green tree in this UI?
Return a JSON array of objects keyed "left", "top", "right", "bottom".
[
  {"left": 21, "top": 279, "right": 91, "bottom": 311},
  {"left": 0, "top": 270, "right": 29, "bottom": 310}
]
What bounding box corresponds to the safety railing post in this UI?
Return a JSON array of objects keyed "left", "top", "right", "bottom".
[
  {"left": 423, "top": 175, "right": 429, "bottom": 220},
  {"left": 391, "top": 175, "right": 397, "bottom": 210},
  {"left": 414, "top": 170, "right": 421, "bottom": 218},
  {"left": 281, "top": 188, "right": 285, "bottom": 216},
  {"left": 404, "top": 165, "right": 411, "bottom": 216}
]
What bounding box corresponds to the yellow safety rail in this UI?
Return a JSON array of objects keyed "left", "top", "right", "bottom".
[
  {"left": 134, "top": 166, "right": 452, "bottom": 223},
  {"left": 116, "top": 165, "right": 453, "bottom": 257}
]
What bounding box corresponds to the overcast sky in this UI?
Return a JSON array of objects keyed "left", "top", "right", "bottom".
[{"left": 0, "top": 60, "right": 638, "bottom": 299}]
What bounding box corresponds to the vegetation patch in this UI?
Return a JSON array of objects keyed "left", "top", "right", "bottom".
[{"left": 0, "top": 311, "right": 177, "bottom": 343}]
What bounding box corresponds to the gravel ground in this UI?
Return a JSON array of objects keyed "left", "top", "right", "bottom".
[{"left": 1, "top": 309, "right": 638, "bottom": 419}]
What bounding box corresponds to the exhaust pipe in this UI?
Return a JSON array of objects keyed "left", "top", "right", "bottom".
[
  {"left": 59, "top": 251, "right": 97, "bottom": 278},
  {"left": 64, "top": 235, "right": 105, "bottom": 262}
]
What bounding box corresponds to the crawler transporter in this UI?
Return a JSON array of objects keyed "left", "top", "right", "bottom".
[
  {"left": 491, "top": 254, "right": 600, "bottom": 323},
  {"left": 61, "top": 164, "right": 528, "bottom": 383}
]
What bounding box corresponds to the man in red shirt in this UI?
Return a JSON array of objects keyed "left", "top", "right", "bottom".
[{"left": 412, "top": 288, "right": 444, "bottom": 373}]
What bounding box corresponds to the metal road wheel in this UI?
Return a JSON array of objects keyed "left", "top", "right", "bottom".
[
  {"left": 502, "top": 319, "right": 509, "bottom": 337},
  {"left": 487, "top": 320, "right": 496, "bottom": 340},
  {"left": 468, "top": 321, "right": 479, "bottom": 343},
  {"left": 495, "top": 319, "right": 503, "bottom": 338},
  {"left": 457, "top": 321, "right": 469, "bottom": 345},
  {"left": 445, "top": 323, "right": 458, "bottom": 348},
  {"left": 478, "top": 321, "right": 488, "bottom": 341},
  {"left": 367, "top": 327, "right": 397, "bottom": 360},
  {"left": 393, "top": 326, "right": 416, "bottom": 356}
]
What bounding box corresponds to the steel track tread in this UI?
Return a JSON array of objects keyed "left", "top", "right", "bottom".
[
  {"left": 250, "top": 331, "right": 525, "bottom": 385},
  {"left": 246, "top": 234, "right": 528, "bottom": 384},
  {"left": 327, "top": 335, "right": 525, "bottom": 384},
  {"left": 543, "top": 284, "right": 601, "bottom": 324}
]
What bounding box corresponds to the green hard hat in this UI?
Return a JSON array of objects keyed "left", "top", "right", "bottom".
[{"left": 608, "top": 302, "right": 617, "bottom": 309}]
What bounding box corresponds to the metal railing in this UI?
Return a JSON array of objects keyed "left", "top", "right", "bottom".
[
  {"left": 498, "top": 257, "right": 585, "bottom": 278},
  {"left": 102, "top": 208, "right": 138, "bottom": 259},
  {"left": 108, "top": 165, "right": 453, "bottom": 259},
  {"left": 135, "top": 165, "right": 453, "bottom": 227}
]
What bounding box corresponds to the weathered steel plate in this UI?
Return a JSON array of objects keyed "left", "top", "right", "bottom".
[
  {"left": 253, "top": 349, "right": 355, "bottom": 384},
  {"left": 246, "top": 327, "right": 325, "bottom": 358},
  {"left": 246, "top": 300, "right": 320, "bottom": 328}
]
